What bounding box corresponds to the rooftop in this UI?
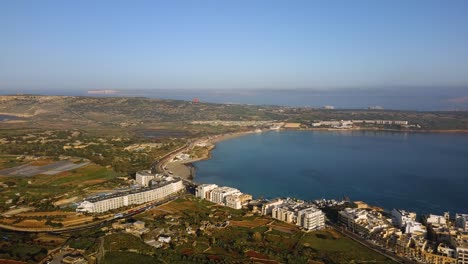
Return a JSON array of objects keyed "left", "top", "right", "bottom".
[{"left": 86, "top": 179, "right": 181, "bottom": 203}]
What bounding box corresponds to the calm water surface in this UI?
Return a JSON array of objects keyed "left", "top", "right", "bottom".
[
  {"left": 195, "top": 130, "right": 468, "bottom": 214},
  {"left": 0, "top": 115, "right": 17, "bottom": 121}
]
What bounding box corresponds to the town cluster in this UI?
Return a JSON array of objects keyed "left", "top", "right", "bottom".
[
  {"left": 196, "top": 184, "right": 326, "bottom": 231},
  {"left": 191, "top": 119, "right": 420, "bottom": 130},
  {"left": 337, "top": 206, "right": 468, "bottom": 264},
  {"left": 75, "top": 169, "right": 467, "bottom": 264}
]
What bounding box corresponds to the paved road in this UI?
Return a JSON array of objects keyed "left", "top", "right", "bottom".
[
  {"left": 152, "top": 142, "right": 190, "bottom": 174},
  {"left": 0, "top": 194, "right": 182, "bottom": 234}
]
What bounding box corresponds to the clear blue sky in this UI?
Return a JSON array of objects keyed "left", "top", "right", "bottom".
[{"left": 1, "top": 0, "right": 468, "bottom": 91}]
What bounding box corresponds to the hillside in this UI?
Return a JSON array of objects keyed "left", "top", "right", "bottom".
[{"left": 1, "top": 95, "right": 468, "bottom": 136}]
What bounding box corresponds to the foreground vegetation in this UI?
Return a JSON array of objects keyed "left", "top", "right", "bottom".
[{"left": 85, "top": 196, "right": 395, "bottom": 264}]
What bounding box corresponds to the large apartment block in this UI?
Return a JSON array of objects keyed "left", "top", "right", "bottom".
[
  {"left": 77, "top": 179, "right": 184, "bottom": 213},
  {"left": 268, "top": 198, "right": 325, "bottom": 231},
  {"left": 195, "top": 184, "right": 252, "bottom": 209}
]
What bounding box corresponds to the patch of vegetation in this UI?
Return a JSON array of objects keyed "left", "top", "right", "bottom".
[
  {"left": 0, "top": 231, "right": 51, "bottom": 263},
  {"left": 103, "top": 252, "right": 162, "bottom": 264}
]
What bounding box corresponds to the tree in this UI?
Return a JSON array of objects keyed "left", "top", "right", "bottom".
[{"left": 252, "top": 231, "right": 262, "bottom": 242}]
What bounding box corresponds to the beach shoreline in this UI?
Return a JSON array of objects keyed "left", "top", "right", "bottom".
[
  {"left": 162, "top": 127, "right": 468, "bottom": 181},
  {"left": 161, "top": 130, "right": 257, "bottom": 181}
]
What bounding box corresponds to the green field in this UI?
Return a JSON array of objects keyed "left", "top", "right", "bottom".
[
  {"left": 103, "top": 252, "right": 163, "bottom": 264},
  {"left": 0, "top": 160, "right": 125, "bottom": 212}
]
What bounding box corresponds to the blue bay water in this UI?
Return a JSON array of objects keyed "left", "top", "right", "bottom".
[
  {"left": 194, "top": 131, "right": 468, "bottom": 215},
  {"left": 0, "top": 115, "right": 17, "bottom": 121}
]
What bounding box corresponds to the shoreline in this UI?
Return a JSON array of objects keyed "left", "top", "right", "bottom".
[
  {"left": 163, "top": 127, "right": 468, "bottom": 181},
  {"left": 291, "top": 127, "right": 468, "bottom": 134},
  {"left": 162, "top": 130, "right": 257, "bottom": 181}
]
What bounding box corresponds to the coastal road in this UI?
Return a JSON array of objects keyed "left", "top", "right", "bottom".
[
  {"left": 152, "top": 142, "right": 192, "bottom": 175},
  {"left": 327, "top": 221, "right": 417, "bottom": 264}
]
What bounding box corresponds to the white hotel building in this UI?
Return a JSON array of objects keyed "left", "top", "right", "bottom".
[
  {"left": 195, "top": 184, "right": 251, "bottom": 209},
  {"left": 268, "top": 198, "right": 325, "bottom": 231},
  {"left": 297, "top": 208, "right": 326, "bottom": 230},
  {"left": 195, "top": 184, "right": 219, "bottom": 200},
  {"left": 210, "top": 186, "right": 241, "bottom": 205},
  {"left": 77, "top": 179, "right": 184, "bottom": 213}
]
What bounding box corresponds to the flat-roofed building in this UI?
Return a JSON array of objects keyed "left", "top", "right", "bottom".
[
  {"left": 456, "top": 214, "right": 468, "bottom": 231},
  {"left": 297, "top": 207, "right": 325, "bottom": 230},
  {"left": 339, "top": 208, "right": 389, "bottom": 236},
  {"left": 427, "top": 214, "right": 447, "bottom": 227},
  {"left": 272, "top": 206, "right": 297, "bottom": 223},
  {"left": 457, "top": 242, "right": 468, "bottom": 264},
  {"left": 392, "top": 209, "right": 416, "bottom": 228},
  {"left": 210, "top": 186, "right": 241, "bottom": 205},
  {"left": 135, "top": 171, "right": 165, "bottom": 187},
  {"left": 226, "top": 194, "right": 242, "bottom": 209},
  {"left": 270, "top": 198, "right": 325, "bottom": 230},
  {"left": 136, "top": 171, "right": 155, "bottom": 187},
  {"left": 225, "top": 193, "right": 253, "bottom": 209},
  {"left": 261, "top": 199, "right": 284, "bottom": 215},
  {"left": 195, "top": 184, "right": 218, "bottom": 200},
  {"left": 77, "top": 179, "right": 184, "bottom": 213}
]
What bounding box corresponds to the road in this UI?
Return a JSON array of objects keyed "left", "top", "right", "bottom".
[
  {"left": 327, "top": 221, "right": 417, "bottom": 264},
  {"left": 0, "top": 194, "right": 182, "bottom": 234},
  {"left": 152, "top": 142, "right": 191, "bottom": 175}
]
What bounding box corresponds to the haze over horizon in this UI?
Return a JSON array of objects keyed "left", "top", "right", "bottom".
[{"left": 1, "top": 0, "right": 468, "bottom": 109}]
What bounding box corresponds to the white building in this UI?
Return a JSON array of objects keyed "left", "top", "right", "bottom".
[
  {"left": 196, "top": 184, "right": 251, "bottom": 210},
  {"left": 272, "top": 206, "right": 297, "bottom": 223},
  {"left": 195, "top": 184, "right": 218, "bottom": 200},
  {"left": 270, "top": 199, "right": 325, "bottom": 230},
  {"left": 77, "top": 179, "right": 184, "bottom": 213},
  {"left": 261, "top": 199, "right": 284, "bottom": 215},
  {"left": 405, "top": 220, "right": 426, "bottom": 235},
  {"left": 225, "top": 194, "right": 242, "bottom": 209},
  {"left": 210, "top": 186, "right": 241, "bottom": 205},
  {"left": 136, "top": 171, "right": 156, "bottom": 187},
  {"left": 437, "top": 243, "right": 456, "bottom": 258},
  {"left": 297, "top": 207, "right": 325, "bottom": 230},
  {"left": 339, "top": 208, "right": 389, "bottom": 236},
  {"left": 457, "top": 243, "right": 468, "bottom": 264},
  {"left": 456, "top": 214, "right": 468, "bottom": 231},
  {"left": 392, "top": 209, "right": 416, "bottom": 228},
  {"left": 426, "top": 214, "right": 447, "bottom": 226}
]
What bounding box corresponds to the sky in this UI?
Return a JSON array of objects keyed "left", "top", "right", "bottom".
[{"left": 1, "top": 1, "right": 468, "bottom": 109}]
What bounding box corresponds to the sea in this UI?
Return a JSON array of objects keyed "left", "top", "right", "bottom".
[
  {"left": 0, "top": 115, "right": 17, "bottom": 122},
  {"left": 194, "top": 130, "right": 468, "bottom": 215}
]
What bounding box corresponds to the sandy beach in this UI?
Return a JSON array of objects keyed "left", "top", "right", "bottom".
[{"left": 162, "top": 130, "right": 257, "bottom": 181}]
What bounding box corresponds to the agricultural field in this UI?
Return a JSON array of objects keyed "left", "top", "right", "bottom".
[
  {"left": 0, "top": 157, "right": 127, "bottom": 228},
  {"left": 90, "top": 196, "right": 396, "bottom": 264},
  {"left": 0, "top": 230, "right": 62, "bottom": 263},
  {"left": 0, "top": 195, "right": 397, "bottom": 263},
  {"left": 0, "top": 129, "right": 186, "bottom": 175}
]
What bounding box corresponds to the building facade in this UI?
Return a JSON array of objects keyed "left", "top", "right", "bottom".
[
  {"left": 392, "top": 209, "right": 417, "bottom": 228},
  {"left": 456, "top": 214, "right": 468, "bottom": 231},
  {"left": 195, "top": 184, "right": 218, "bottom": 200},
  {"left": 77, "top": 179, "right": 184, "bottom": 213},
  {"left": 297, "top": 208, "right": 325, "bottom": 230}
]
